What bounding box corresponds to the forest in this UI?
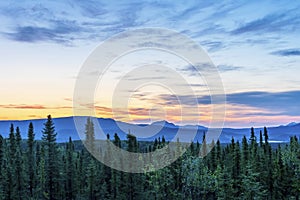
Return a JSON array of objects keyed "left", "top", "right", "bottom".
[{"left": 0, "top": 115, "right": 299, "bottom": 200}]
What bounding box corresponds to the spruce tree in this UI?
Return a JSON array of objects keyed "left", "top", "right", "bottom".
[
  {"left": 0, "top": 135, "right": 5, "bottom": 198},
  {"left": 66, "top": 137, "right": 75, "bottom": 200},
  {"left": 259, "top": 130, "right": 263, "bottom": 147},
  {"left": 249, "top": 127, "right": 258, "bottom": 169},
  {"left": 27, "top": 122, "right": 35, "bottom": 197},
  {"left": 86, "top": 159, "right": 97, "bottom": 199},
  {"left": 273, "top": 145, "right": 285, "bottom": 199},
  {"left": 15, "top": 127, "right": 25, "bottom": 199},
  {"left": 103, "top": 134, "right": 112, "bottom": 199},
  {"left": 42, "top": 115, "right": 59, "bottom": 200},
  {"left": 112, "top": 133, "right": 125, "bottom": 200},
  {"left": 126, "top": 132, "right": 140, "bottom": 200},
  {"left": 210, "top": 140, "right": 217, "bottom": 171},
  {"left": 200, "top": 132, "right": 207, "bottom": 157},
  {"left": 216, "top": 140, "right": 222, "bottom": 167},
  {"left": 36, "top": 144, "right": 46, "bottom": 199},
  {"left": 85, "top": 117, "right": 95, "bottom": 155},
  {"left": 7, "top": 124, "right": 17, "bottom": 199}
]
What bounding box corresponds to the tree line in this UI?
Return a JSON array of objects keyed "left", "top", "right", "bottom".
[{"left": 0, "top": 115, "right": 299, "bottom": 199}]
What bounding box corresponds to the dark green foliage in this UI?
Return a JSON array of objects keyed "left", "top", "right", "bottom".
[
  {"left": 65, "top": 137, "right": 75, "bottom": 200},
  {"left": 0, "top": 135, "right": 5, "bottom": 199},
  {"left": 42, "top": 115, "right": 60, "bottom": 199},
  {"left": 27, "top": 122, "right": 35, "bottom": 197},
  {"left": 6, "top": 124, "right": 17, "bottom": 199},
  {"left": 0, "top": 121, "right": 299, "bottom": 199},
  {"left": 15, "top": 127, "right": 25, "bottom": 200},
  {"left": 242, "top": 135, "right": 249, "bottom": 169}
]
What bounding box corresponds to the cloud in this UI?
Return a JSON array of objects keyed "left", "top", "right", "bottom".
[
  {"left": 64, "top": 98, "right": 72, "bottom": 102},
  {"left": 0, "top": 104, "right": 46, "bottom": 109},
  {"left": 27, "top": 115, "right": 43, "bottom": 118},
  {"left": 4, "top": 19, "right": 86, "bottom": 44},
  {"left": 0, "top": 104, "right": 72, "bottom": 110},
  {"left": 200, "top": 40, "right": 225, "bottom": 52},
  {"left": 1, "top": 0, "right": 299, "bottom": 49},
  {"left": 157, "top": 90, "right": 300, "bottom": 116},
  {"left": 231, "top": 10, "right": 300, "bottom": 35},
  {"left": 271, "top": 49, "right": 300, "bottom": 56},
  {"left": 117, "top": 75, "right": 167, "bottom": 82},
  {"left": 128, "top": 107, "right": 151, "bottom": 117},
  {"left": 217, "top": 64, "right": 243, "bottom": 72},
  {"left": 94, "top": 106, "right": 113, "bottom": 114},
  {"left": 158, "top": 94, "right": 206, "bottom": 106},
  {"left": 71, "top": 1, "right": 107, "bottom": 18},
  {"left": 178, "top": 63, "right": 214, "bottom": 76},
  {"left": 175, "top": 83, "right": 207, "bottom": 88},
  {"left": 0, "top": 1, "right": 144, "bottom": 44},
  {"left": 225, "top": 91, "right": 300, "bottom": 115}
]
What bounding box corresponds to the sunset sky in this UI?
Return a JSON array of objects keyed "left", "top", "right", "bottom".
[{"left": 0, "top": 0, "right": 300, "bottom": 127}]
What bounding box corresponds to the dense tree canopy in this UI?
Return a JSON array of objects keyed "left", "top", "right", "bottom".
[{"left": 0, "top": 118, "right": 299, "bottom": 200}]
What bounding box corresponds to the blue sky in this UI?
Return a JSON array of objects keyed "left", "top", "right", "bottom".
[{"left": 0, "top": 0, "right": 300, "bottom": 127}]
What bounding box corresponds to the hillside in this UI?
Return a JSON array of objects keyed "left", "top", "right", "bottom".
[{"left": 0, "top": 116, "right": 299, "bottom": 143}]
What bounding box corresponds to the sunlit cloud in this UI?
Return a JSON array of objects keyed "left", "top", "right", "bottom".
[{"left": 0, "top": 104, "right": 46, "bottom": 109}]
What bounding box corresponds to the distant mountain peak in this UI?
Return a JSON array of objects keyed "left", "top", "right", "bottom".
[
  {"left": 286, "top": 122, "right": 299, "bottom": 127},
  {"left": 0, "top": 117, "right": 299, "bottom": 143},
  {"left": 151, "top": 120, "right": 176, "bottom": 127}
]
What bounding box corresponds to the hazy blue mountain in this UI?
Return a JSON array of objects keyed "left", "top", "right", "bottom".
[
  {"left": 286, "top": 122, "right": 299, "bottom": 127},
  {"left": 0, "top": 116, "right": 299, "bottom": 143}
]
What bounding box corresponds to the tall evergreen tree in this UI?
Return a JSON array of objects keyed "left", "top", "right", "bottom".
[
  {"left": 200, "top": 132, "right": 207, "bottom": 157},
  {"left": 42, "top": 115, "right": 59, "bottom": 200},
  {"left": 0, "top": 135, "right": 5, "bottom": 198},
  {"left": 65, "top": 137, "right": 75, "bottom": 200},
  {"left": 216, "top": 140, "right": 222, "bottom": 167},
  {"left": 6, "top": 124, "right": 17, "bottom": 199},
  {"left": 86, "top": 158, "right": 97, "bottom": 199},
  {"left": 85, "top": 117, "right": 95, "bottom": 155},
  {"left": 27, "top": 122, "right": 35, "bottom": 197},
  {"left": 125, "top": 132, "right": 141, "bottom": 200},
  {"left": 15, "top": 127, "right": 25, "bottom": 199},
  {"left": 249, "top": 127, "right": 258, "bottom": 168},
  {"left": 210, "top": 140, "right": 217, "bottom": 171},
  {"left": 259, "top": 130, "right": 263, "bottom": 147},
  {"left": 241, "top": 136, "right": 249, "bottom": 172},
  {"left": 112, "top": 133, "right": 125, "bottom": 200},
  {"left": 36, "top": 144, "right": 46, "bottom": 199}
]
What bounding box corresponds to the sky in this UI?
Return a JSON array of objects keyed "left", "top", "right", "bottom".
[{"left": 0, "top": 0, "right": 300, "bottom": 127}]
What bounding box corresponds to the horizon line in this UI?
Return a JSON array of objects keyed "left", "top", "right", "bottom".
[{"left": 0, "top": 115, "right": 297, "bottom": 129}]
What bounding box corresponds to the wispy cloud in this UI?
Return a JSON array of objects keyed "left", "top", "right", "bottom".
[
  {"left": 178, "top": 63, "right": 214, "bottom": 76},
  {"left": 231, "top": 9, "right": 300, "bottom": 35},
  {"left": 158, "top": 90, "right": 300, "bottom": 116},
  {"left": 27, "top": 115, "right": 43, "bottom": 118},
  {"left": 0, "top": 1, "right": 145, "bottom": 45},
  {"left": 0, "top": 104, "right": 72, "bottom": 110},
  {"left": 1, "top": 0, "right": 299, "bottom": 49},
  {"left": 217, "top": 64, "right": 243, "bottom": 72},
  {"left": 70, "top": 1, "right": 107, "bottom": 18},
  {"left": 200, "top": 40, "right": 225, "bottom": 52},
  {"left": 0, "top": 104, "right": 46, "bottom": 109},
  {"left": 64, "top": 98, "right": 72, "bottom": 102},
  {"left": 271, "top": 49, "right": 300, "bottom": 56},
  {"left": 225, "top": 91, "right": 300, "bottom": 116},
  {"left": 5, "top": 22, "right": 83, "bottom": 44},
  {"left": 178, "top": 63, "right": 242, "bottom": 77}
]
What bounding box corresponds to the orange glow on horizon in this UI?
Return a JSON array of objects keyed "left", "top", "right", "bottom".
[{"left": 1, "top": 102, "right": 300, "bottom": 128}]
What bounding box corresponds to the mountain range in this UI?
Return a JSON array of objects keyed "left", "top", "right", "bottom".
[{"left": 0, "top": 116, "right": 299, "bottom": 143}]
